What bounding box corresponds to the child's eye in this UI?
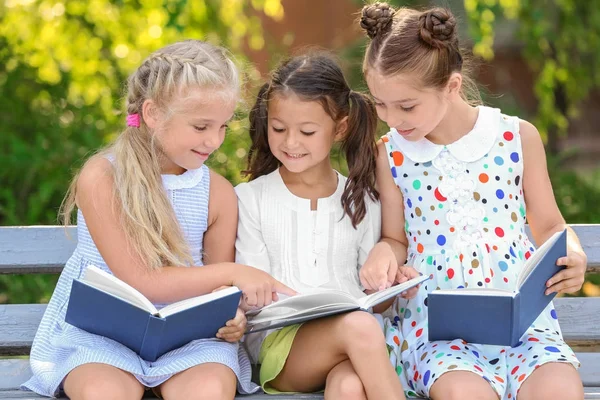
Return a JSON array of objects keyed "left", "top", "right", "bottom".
[
  {"left": 220, "top": 124, "right": 229, "bottom": 130},
  {"left": 300, "top": 131, "right": 316, "bottom": 136},
  {"left": 272, "top": 127, "right": 285, "bottom": 133},
  {"left": 400, "top": 105, "right": 416, "bottom": 112},
  {"left": 374, "top": 102, "right": 385, "bottom": 108},
  {"left": 194, "top": 125, "right": 208, "bottom": 132}
]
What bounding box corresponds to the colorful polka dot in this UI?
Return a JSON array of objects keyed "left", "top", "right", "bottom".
[
  {"left": 392, "top": 151, "right": 404, "bottom": 166},
  {"left": 510, "top": 152, "right": 519, "bottom": 162},
  {"left": 434, "top": 187, "right": 447, "bottom": 201},
  {"left": 437, "top": 235, "right": 446, "bottom": 246},
  {"left": 504, "top": 131, "right": 514, "bottom": 141}
]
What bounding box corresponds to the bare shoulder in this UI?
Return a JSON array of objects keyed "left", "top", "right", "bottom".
[
  {"left": 76, "top": 156, "right": 114, "bottom": 205},
  {"left": 376, "top": 138, "right": 390, "bottom": 166},
  {"left": 208, "top": 169, "right": 237, "bottom": 222},
  {"left": 518, "top": 119, "right": 544, "bottom": 150},
  {"left": 209, "top": 169, "right": 235, "bottom": 195}
]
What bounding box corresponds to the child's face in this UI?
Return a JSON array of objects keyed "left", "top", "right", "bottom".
[
  {"left": 267, "top": 92, "right": 339, "bottom": 175},
  {"left": 366, "top": 71, "right": 448, "bottom": 142},
  {"left": 154, "top": 88, "right": 236, "bottom": 175}
]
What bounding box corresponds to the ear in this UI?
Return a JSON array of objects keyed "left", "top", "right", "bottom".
[
  {"left": 142, "top": 99, "right": 161, "bottom": 129},
  {"left": 446, "top": 72, "right": 463, "bottom": 96},
  {"left": 334, "top": 116, "right": 349, "bottom": 142}
]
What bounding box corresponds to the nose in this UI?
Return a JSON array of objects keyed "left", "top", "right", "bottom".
[
  {"left": 283, "top": 130, "right": 299, "bottom": 148},
  {"left": 203, "top": 127, "right": 223, "bottom": 150},
  {"left": 384, "top": 111, "right": 403, "bottom": 130}
]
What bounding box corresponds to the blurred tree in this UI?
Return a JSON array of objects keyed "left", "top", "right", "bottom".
[
  {"left": 0, "top": 0, "right": 284, "bottom": 303},
  {"left": 464, "top": 0, "right": 600, "bottom": 155},
  {"left": 0, "top": 0, "right": 284, "bottom": 226}
]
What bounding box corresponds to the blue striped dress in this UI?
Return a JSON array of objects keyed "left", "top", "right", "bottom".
[{"left": 22, "top": 164, "right": 259, "bottom": 397}]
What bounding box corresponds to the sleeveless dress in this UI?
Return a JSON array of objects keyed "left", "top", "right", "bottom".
[
  {"left": 381, "top": 107, "right": 579, "bottom": 400},
  {"left": 22, "top": 164, "right": 259, "bottom": 397}
]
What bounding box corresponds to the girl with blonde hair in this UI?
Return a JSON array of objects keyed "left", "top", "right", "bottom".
[{"left": 23, "top": 39, "right": 293, "bottom": 400}]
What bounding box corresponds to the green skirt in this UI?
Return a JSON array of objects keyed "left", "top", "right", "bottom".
[{"left": 258, "top": 324, "right": 303, "bottom": 394}]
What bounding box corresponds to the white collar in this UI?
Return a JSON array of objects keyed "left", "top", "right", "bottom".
[
  {"left": 161, "top": 165, "right": 205, "bottom": 190},
  {"left": 388, "top": 106, "right": 500, "bottom": 163}
]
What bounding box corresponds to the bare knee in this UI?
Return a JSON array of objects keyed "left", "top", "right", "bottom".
[
  {"left": 517, "top": 362, "right": 584, "bottom": 400},
  {"left": 64, "top": 364, "right": 143, "bottom": 400},
  {"left": 430, "top": 372, "right": 497, "bottom": 400},
  {"left": 75, "top": 381, "right": 129, "bottom": 400},
  {"left": 161, "top": 364, "right": 236, "bottom": 400},
  {"left": 325, "top": 368, "right": 366, "bottom": 400},
  {"left": 518, "top": 364, "right": 583, "bottom": 400},
  {"left": 193, "top": 378, "right": 235, "bottom": 400},
  {"left": 337, "top": 312, "right": 384, "bottom": 349}
]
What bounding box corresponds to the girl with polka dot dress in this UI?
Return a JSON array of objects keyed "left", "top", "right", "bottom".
[{"left": 358, "top": 4, "right": 588, "bottom": 400}]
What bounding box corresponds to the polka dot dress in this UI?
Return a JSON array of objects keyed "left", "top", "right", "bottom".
[{"left": 381, "top": 107, "right": 579, "bottom": 399}]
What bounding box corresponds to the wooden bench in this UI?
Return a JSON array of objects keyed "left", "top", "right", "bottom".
[{"left": 0, "top": 225, "right": 599, "bottom": 399}]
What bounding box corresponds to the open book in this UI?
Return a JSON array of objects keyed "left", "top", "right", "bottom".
[
  {"left": 428, "top": 229, "right": 567, "bottom": 346},
  {"left": 65, "top": 266, "right": 241, "bottom": 361},
  {"left": 246, "top": 274, "right": 430, "bottom": 333}
]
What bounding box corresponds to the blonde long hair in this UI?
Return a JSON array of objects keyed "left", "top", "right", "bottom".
[{"left": 60, "top": 40, "right": 240, "bottom": 270}]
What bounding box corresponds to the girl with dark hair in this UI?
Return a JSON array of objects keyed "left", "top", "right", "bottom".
[
  {"left": 359, "top": 3, "right": 586, "bottom": 400},
  {"left": 235, "top": 52, "right": 417, "bottom": 399}
]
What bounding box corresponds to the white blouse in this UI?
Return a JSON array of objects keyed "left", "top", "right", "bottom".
[{"left": 235, "top": 168, "right": 381, "bottom": 360}]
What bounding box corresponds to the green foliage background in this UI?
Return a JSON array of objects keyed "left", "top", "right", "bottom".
[{"left": 1, "top": 0, "right": 599, "bottom": 303}]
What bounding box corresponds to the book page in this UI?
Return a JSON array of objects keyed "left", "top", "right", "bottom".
[
  {"left": 157, "top": 286, "right": 240, "bottom": 318},
  {"left": 246, "top": 288, "right": 358, "bottom": 319},
  {"left": 517, "top": 230, "right": 563, "bottom": 289},
  {"left": 248, "top": 303, "right": 351, "bottom": 325},
  {"left": 82, "top": 265, "right": 158, "bottom": 315},
  {"left": 358, "top": 274, "right": 431, "bottom": 309}
]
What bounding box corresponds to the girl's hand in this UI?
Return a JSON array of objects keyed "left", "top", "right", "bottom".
[
  {"left": 360, "top": 242, "right": 398, "bottom": 291},
  {"left": 232, "top": 265, "right": 297, "bottom": 309},
  {"left": 395, "top": 266, "right": 421, "bottom": 299},
  {"left": 217, "top": 308, "right": 246, "bottom": 342},
  {"left": 546, "top": 250, "right": 587, "bottom": 295}
]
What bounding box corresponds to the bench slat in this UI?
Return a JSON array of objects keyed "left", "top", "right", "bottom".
[
  {"left": 0, "top": 356, "right": 599, "bottom": 397},
  {"left": 0, "top": 298, "right": 599, "bottom": 356},
  {"left": 1, "top": 225, "right": 599, "bottom": 274}
]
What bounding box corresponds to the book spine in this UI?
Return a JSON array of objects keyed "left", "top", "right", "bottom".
[
  {"left": 511, "top": 293, "right": 521, "bottom": 347},
  {"left": 139, "top": 315, "right": 167, "bottom": 362}
]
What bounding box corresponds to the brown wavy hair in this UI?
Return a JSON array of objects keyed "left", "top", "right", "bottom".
[{"left": 245, "top": 53, "right": 379, "bottom": 228}]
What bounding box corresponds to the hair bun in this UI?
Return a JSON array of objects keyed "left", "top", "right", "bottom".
[
  {"left": 418, "top": 9, "right": 457, "bottom": 48},
  {"left": 360, "top": 2, "right": 396, "bottom": 39}
]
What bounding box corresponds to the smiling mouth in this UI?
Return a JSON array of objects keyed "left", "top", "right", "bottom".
[
  {"left": 192, "top": 150, "right": 210, "bottom": 157},
  {"left": 284, "top": 151, "right": 307, "bottom": 159},
  {"left": 397, "top": 128, "right": 415, "bottom": 135}
]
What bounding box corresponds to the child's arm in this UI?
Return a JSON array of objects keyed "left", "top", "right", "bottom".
[
  {"left": 520, "top": 120, "right": 587, "bottom": 295},
  {"left": 360, "top": 140, "right": 411, "bottom": 292},
  {"left": 203, "top": 170, "right": 238, "bottom": 264},
  {"left": 76, "top": 157, "right": 293, "bottom": 307}
]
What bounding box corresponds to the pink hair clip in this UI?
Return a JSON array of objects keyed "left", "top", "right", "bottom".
[{"left": 126, "top": 113, "right": 140, "bottom": 127}]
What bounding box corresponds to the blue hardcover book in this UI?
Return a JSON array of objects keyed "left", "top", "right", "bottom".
[
  {"left": 246, "top": 274, "right": 431, "bottom": 333},
  {"left": 427, "top": 229, "right": 567, "bottom": 346},
  {"left": 65, "top": 266, "right": 241, "bottom": 361}
]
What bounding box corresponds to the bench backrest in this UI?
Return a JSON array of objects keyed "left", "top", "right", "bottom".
[{"left": 0, "top": 224, "right": 599, "bottom": 390}]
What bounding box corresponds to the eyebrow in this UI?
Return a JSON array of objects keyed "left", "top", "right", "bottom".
[
  {"left": 270, "top": 117, "right": 320, "bottom": 126},
  {"left": 190, "top": 116, "right": 234, "bottom": 124},
  {"left": 372, "top": 96, "right": 417, "bottom": 104}
]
